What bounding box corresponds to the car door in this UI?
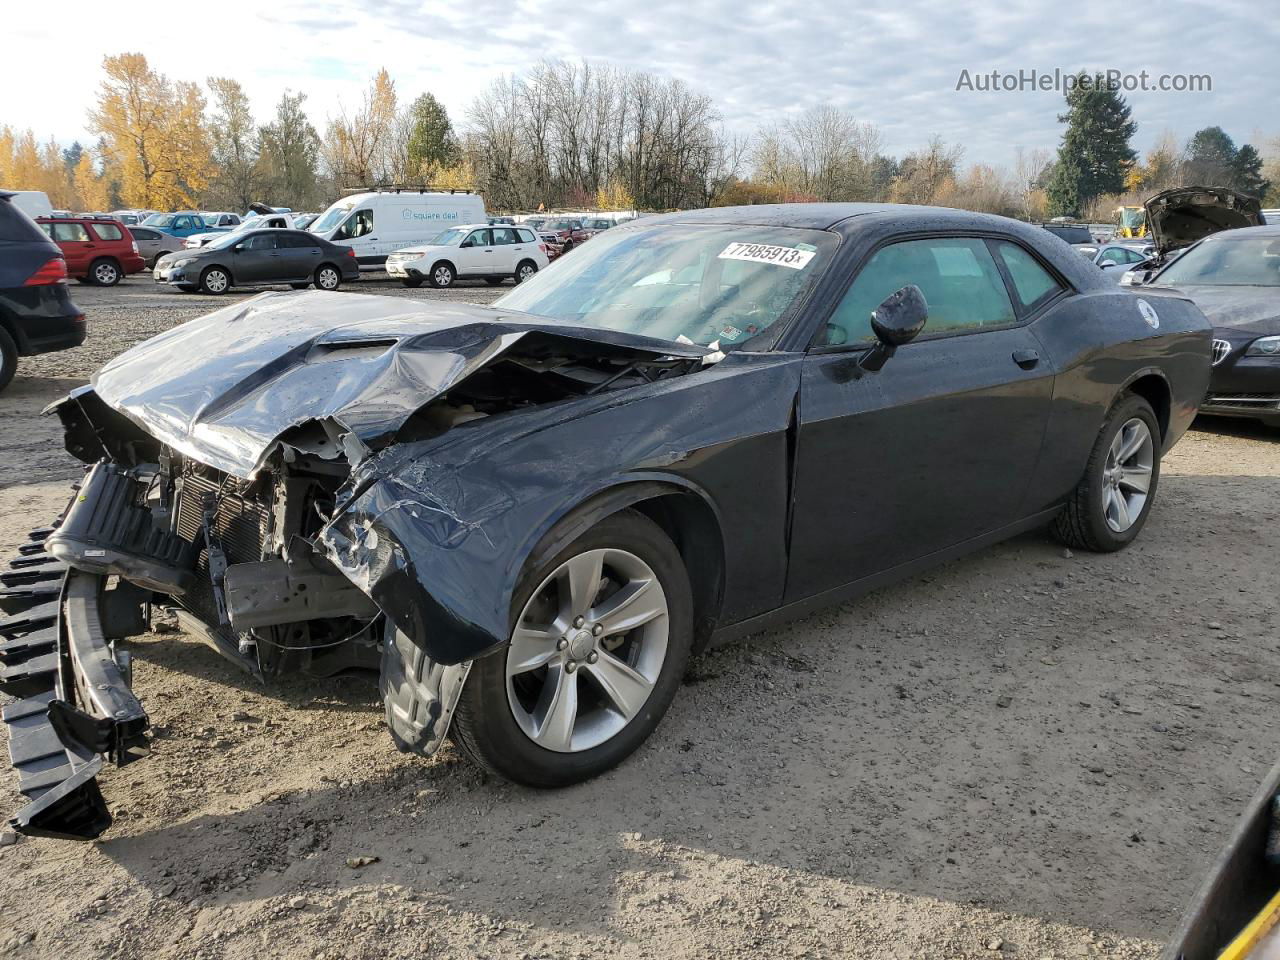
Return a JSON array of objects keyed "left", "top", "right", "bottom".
[
  {"left": 784, "top": 235, "right": 1056, "bottom": 603},
  {"left": 278, "top": 231, "right": 322, "bottom": 279},
  {"left": 490, "top": 227, "right": 520, "bottom": 273},
  {"left": 456, "top": 228, "right": 493, "bottom": 275},
  {"left": 232, "top": 232, "right": 279, "bottom": 284},
  {"left": 50, "top": 222, "right": 94, "bottom": 274}
]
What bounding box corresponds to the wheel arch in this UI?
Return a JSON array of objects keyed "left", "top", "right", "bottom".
[
  {"left": 431, "top": 258, "right": 457, "bottom": 276},
  {"left": 201, "top": 262, "right": 234, "bottom": 285},
  {"left": 1119, "top": 368, "right": 1172, "bottom": 444},
  {"left": 516, "top": 478, "right": 727, "bottom": 654}
]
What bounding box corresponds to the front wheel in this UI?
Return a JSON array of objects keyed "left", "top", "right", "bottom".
[
  {"left": 452, "top": 509, "right": 693, "bottom": 787},
  {"left": 199, "top": 266, "right": 230, "bottom": 295},
  {"left": 314, "top": 265, "right": 341, "bottom": 290},
  {"left": 429, "top": 262, "right": 455, "bottom": 288},
  {"left": 1052, "top": 393, "right": 1161, "bottom": 552}
]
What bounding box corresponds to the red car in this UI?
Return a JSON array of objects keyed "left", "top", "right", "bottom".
[
  {"left": 35, "top": 216, "right": 146, "bottom": 286},
  {"left": 537, "top": 218, "right": 590, "bottom": 253}
]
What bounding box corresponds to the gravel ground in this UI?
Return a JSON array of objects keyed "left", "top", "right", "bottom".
[{"left": 1, "top": 275, "right": 1277, "bottom": 959}]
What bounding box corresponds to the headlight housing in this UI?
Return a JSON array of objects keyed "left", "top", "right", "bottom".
[
  {"left": 171, "top": 258, "right": 194, "bottom": 269},
  {"left": 1245, "top": 336, "right": 1280, "bottom": 358}
]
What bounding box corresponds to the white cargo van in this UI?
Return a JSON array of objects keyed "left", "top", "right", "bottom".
[{"left": 309, "top": 190, "right": 486, "bottom": 268}]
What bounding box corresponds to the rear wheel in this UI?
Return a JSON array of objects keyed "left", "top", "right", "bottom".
[
  {"left": 199, "top": 266, "right": 230, "bottom": 295},
  {"left": 314, "top": 265, "right": 341, "bottom": 290},
  {"left": 89, "top": 258, "right": 121, "bottom": 286},
  {"left": 430, "top": 262, "right": 455, "bottom": 288},
  {"left": 515, "top": 260, "right": 538, "bottom": 283},
  {"left": 452, "top": 509, "right": 692, "bottom": 787},
  {"left": 1052, "top": 393, "right": 1160, "bottom": 552},
  {"left": 0, "top": 326, "right": 18, "bottom": 393}
]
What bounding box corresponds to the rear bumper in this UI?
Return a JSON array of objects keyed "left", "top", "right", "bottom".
[
  {"left": 0, "top": 284, "right": 86, "bottom": 356},
  {"left": 1, "top": 530, "right": 149, "bottom": 841}
]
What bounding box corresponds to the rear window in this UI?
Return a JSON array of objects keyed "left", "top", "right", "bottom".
[
  {"left": 517, "top": 229, "right": 536, "bottom": 243},
  {"left": 0, "top": 199, "right": 53, "bottom": 243},
  {"left": 91, "top": 223, "right": 124, "bottom": 241}
]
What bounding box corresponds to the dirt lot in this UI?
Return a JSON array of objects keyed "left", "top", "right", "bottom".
[{"left": 1, "top": 276, "right": 1277, "bottom": 959}]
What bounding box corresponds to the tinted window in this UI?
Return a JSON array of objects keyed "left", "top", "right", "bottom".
[
  {"left": 827, "top": 237, "right": 1015, "bottom": 344},
  {"left": 130, "top": 228, "right": 159, "bottom": 241},
  {"left": 1044, "top": 224, "right": 1092, "bottom": 245},
  {"left": 52, "top": 222, "right": 92, "bottom": 242},
  {"left": 91, "top": 223, "right": 124, "bottom": 241},
  {"left": 995, "top": 241, "right": 1063, "bottom": 310},
  {"left": 491, "top": 227, "right": 517, "bottom": 245},
  {"left": 173, "top": 217, "right": 193, "bottom": 229},
  {"left": 517, "top": 229, "right": 537, "bottom": 243},
  {"left": 463, "top": 229, "right": 491, "bottom": 247},
  {"left": 279, "top": 232, "right": 318, "bottom": 248},
  {"left": 241, "top": 233, "right": 277, "bottom": 251}
]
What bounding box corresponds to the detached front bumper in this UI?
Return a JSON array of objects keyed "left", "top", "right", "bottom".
[{"left": 1, "top": 527, "right": 148, "bottom": 840}]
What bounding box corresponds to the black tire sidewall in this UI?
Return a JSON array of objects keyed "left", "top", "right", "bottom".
[
  {"left": 0, "top": 326, "right": 17, "bottom": 393},
  {"left": 431, "top": 263, "right": 454, "bottom": 288},
  {"left": 315, "top": 266, "right": 340, "bottom": 290},
  {"left": 200, "top": 267, "right": 229, "bottom": 294},
  {"left": 516, "top": 260, "right": 537, "bottom": 283},
  {"left": 1080, "top": 395, "right": 1161, "bottom": 549},
  {"left": 458, "top": 509, "right": 693, "bottom": 787}
]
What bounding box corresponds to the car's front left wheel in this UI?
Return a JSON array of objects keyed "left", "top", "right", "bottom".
[
  {"left": 199, "top": 266, "right": 230, "bottom": 295},
  {"left": 452, "top": 509, "right": 693, "bottom": 787}
]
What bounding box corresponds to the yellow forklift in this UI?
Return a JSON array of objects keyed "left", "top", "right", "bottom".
[{"left": 1116, "top": 205, "right": 1148, "bottom": 238}]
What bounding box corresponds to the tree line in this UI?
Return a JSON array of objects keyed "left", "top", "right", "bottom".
[{"left": 1, "top": 55, "right": 1277, "bottom": 220}]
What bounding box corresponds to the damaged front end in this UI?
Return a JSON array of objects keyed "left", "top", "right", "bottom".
[{"left": 2, "top": 292, "right": 708, "bottom": 838}]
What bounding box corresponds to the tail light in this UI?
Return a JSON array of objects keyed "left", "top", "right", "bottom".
[
  {"left": 539, "top": 243, "right": 548, "bottom": 254},
  {"left": 131, "top": 241, "right": 139, "bottom": 254},
  {"left": 24, "top": 258, "right": 68, "bottom": 286},
  {"left": 345, "top": 247, "right": 356, "bottom": 258}
]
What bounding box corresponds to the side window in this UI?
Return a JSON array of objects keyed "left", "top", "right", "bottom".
[
  {"left": 517, "top": 229, "right": 537, "bottom": 244},
  {"left": 334, "top": 209, "right": 373, "bottom": 240},
  {"left": 90, "top": 223, "right": 124, "bottom": 241},
  {"left": 994, "top": 241, "right": 1064, "bottom": 311},
  {"left": 242, "top": 233, "right": 277, "bottom": 251},
  {"left": 491, "top": 227, "right": 516, "bottom": 245},
  {"left": 826, "top": 237, "right": 1016, "bottom": 345},
  {"left": 1098, "top": 248, "right": 1124, "bottom": 265},
  {"left": 463, "top": 229, "right": 490, "bottom": 247},
  {"left": 173, "top": 216, "right": 192, "bottom": 230},
  {"left": 131, "top": 228, "right": 157, "bottom": 241},
  {"left": 53, "top": 222, "right": 91, "bottom": 242}
]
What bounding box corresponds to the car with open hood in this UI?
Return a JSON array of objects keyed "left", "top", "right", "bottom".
[
  {"left": 1141, "top": 223, "right": 1280, "bottom": 427},
  {"left": 0, "top": 203, "right": 1211, "bottom": 840},
  {"left": 1120, "top": 186, "right": 1265, "bottom": 288}
]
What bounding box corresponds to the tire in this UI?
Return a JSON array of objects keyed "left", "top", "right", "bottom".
[
  {"left": 429, "top": 262, "right": 455, "bottom": 288},
  {"left": 199, "top": 266, "right": 231, "bottom": 295},
  {"left": 314, "top": 264, "right": 341, "bottom": 291},
  {"left": 89, "top": 258, "right": 121, "bottom": 286},
  {"left": 1052, "top": 393, "right": 1161, "bottom": 552},
  {"left": 401, "top": 278, "right": 423, "bottom": 288},
  {"left": 0, "top": 326, "right": 18, "bottom": 394},
  {"left": 484, "top": 277, "right": 504, "bottom": 286},
  {"left": 453, "top": 509, "right": 693, "bottom": 787},
  {"left": 514, "top": 260, "right": 538, "bottom": 284}
]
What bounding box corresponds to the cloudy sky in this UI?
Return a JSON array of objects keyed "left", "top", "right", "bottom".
[{"left": 7, "top": 0, "right": 1278, "bottom": 165}]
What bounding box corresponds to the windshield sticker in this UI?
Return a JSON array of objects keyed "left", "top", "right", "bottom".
[
  {"left": 720, "top": 324, "right": 744, "bottom": 342},
  {"left": 718, "top": 242, "right": 816, "bottom": 270}
]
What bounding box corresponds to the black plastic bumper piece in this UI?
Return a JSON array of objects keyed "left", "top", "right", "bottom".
[{"left": 1, "top": 528, "right": 149, "bottom": 841}]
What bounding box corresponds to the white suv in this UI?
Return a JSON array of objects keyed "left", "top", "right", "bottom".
[{"left": 385, "top": 223, "right": 549, "bottom": 288}]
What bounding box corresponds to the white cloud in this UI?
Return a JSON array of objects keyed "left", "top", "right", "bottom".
[{"left": 6, "top": 0, "right": 1278, "bottom": 166}]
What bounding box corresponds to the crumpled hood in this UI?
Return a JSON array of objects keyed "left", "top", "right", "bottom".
[
  {"left": 87, "top": 290, "right": 707, "bottom": 478},
  {"left": 1145, "top": 187, "right": 1264, "bottom": 256}
]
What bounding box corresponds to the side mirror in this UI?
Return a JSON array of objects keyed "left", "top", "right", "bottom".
[{"left": 861, "top": 285, "right": 928, "bottom": 371}]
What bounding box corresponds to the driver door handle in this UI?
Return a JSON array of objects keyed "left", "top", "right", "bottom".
[{"left": 1012, "top": 348, "right": 1040, "bottom": 369}]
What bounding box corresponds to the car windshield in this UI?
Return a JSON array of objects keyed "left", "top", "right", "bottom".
[
  {"left": 425, "top": 227, "right": 467, "bottom": 246},
  {"left": 203, "top": 231, "right": 246, "bottom": 251},
  {"left": 495, "top": 222, "right": 837, "bottom": 347},
  {"left": 1152, "top": 235, "right": 1280, "bottom": 287},
  {"left": 546, "top": 220, "right": 576, "bottom": 230},
  {"left": 144, "top": 214, "right": 175, "bottom": 227},
  {"left": 311, "top": 204, "right": 354, "bottom": 234}
]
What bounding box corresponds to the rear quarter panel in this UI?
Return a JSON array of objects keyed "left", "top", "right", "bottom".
[{"left": 1027, "top": 288, "right": 1211, "bottom": 511}]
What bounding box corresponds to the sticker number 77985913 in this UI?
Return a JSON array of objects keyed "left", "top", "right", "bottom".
[{"left": 717, "top": 242, "right": 816, "bottom": 270}]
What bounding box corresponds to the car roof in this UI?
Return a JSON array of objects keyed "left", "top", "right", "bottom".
[
  {"left": 642, "top": 202, "right": 1060, "bottom": 235},
  {"left": 1198, "top": 223, "right": 1280, "bottom": 239}
]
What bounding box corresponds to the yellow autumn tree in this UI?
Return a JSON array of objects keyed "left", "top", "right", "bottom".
[
  {"left": 74, "top": 150, "right": 111, "bottom": 211},
  {"left": 324, "top": 68, "right": 398, "bottom": 185},
  {"left": 88, "top": 53, "right": 213, "bottom": 209},
  {"left": 595, "top": 180, "right": 635, "bottom": 211},
  {"left": 431, "top": 157, "right": 476, "bottom": 192}
]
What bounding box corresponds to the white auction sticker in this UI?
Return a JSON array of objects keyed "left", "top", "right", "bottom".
[{"left": 718, "top": 242, "right": 816, "bottom": 270}]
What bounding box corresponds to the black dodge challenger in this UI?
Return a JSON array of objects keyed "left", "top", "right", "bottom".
[{"left": 1, "top": 204, "right": 1212, "bottom": 839}]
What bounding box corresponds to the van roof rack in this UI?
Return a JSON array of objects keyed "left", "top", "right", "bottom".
[{"left": 340, "top": 183, "right": 473, "bottom": 196}]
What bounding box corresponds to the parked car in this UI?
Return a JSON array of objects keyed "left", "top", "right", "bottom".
[
  {"left": 1078, "top": 242, "right": 1155, "bottom": 282},
  {"left": 35, "top": 215, "right": 146, "bottom": 286},
  {"left": 488, "top": 216, "right": 516, "bottom": 226},
  {"left": 4, "top": 190, "right": 53, "bottom": 220},
  {"left": 152, "top": 228, "right": 359, "bottom": 294},
  {"left": 142, "top": 212, "right": 216, "bottom": 239},
  {"left": 1121, "top": 186, "right": 1265, "bottom": 288},
  {"left": 309, "top": 190, "right": 487, "bottom": 267},
  {"left": 109, "top": 210, "right": 156, "bottom": 226},
  {"left": 385, "top": 223, "right": 548, "bottom": 287},
  {"left": 184, "top": 210, "right": 294, "bottom": 249},
  {"left": 1142, "top": 224, "right": 1280, "bottom": 428},
  {"left": 582, "top": 217, "right": 615, "bottom": 236},
  {"left": 127, "top": 225, "right": 186, "bottom": 267},
  {"left": 539, "top": 217, "right": 590, "bottom": 252},
  {"left": 0, "top": 191, "right": 85, "bottom": 392},
  {"left": 0, "top": 203, "right": 1214, "bottom": 839},
  {"left": 1040, "top": 222, "right": 1095, "bottom": 246},
  {"left": 201, "top": 212, "right": 242, "bottom": 230}
]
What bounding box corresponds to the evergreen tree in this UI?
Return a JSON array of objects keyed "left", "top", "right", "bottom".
[
  {"left": 258, "top": 90, "right": 322, "bottom": 210},
  {"left": 404, "top": 92, "right": 459, "bottom": 178},
  {"left": 1047, "top": 73, "right": 1136, "bottom": 216},
  {"left": 1182, "top": 126, "right": 1238, "bottom": 185},
  {"left": 1230, "top": 143, "right": 1269, "bottom": 198}
]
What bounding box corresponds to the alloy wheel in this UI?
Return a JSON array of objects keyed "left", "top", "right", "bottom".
[
  {"left": 505, "top": 548, "right": 669, "bottom": 753},
  {"left": 1102, "top": 417, "right": 1154, "bottom": 532},
  {"left": 94, "top": 262, "right": 119, "bottom": 285},
  {"left": 434, "top": 265, "right": 453, "bottom": 287},
  {"left": 518, "top": 263, "right": 536, "bottom": 282},
  {"left": 317, "top": 267, "right": 339, "bottom": 290},
  {"left": 204, "top": 269, "right": 228, "bottom": 293}
]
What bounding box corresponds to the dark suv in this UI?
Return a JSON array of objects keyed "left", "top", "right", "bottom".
[{"left": 0, "top": 192, "right": 86, "bottom": 391}]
